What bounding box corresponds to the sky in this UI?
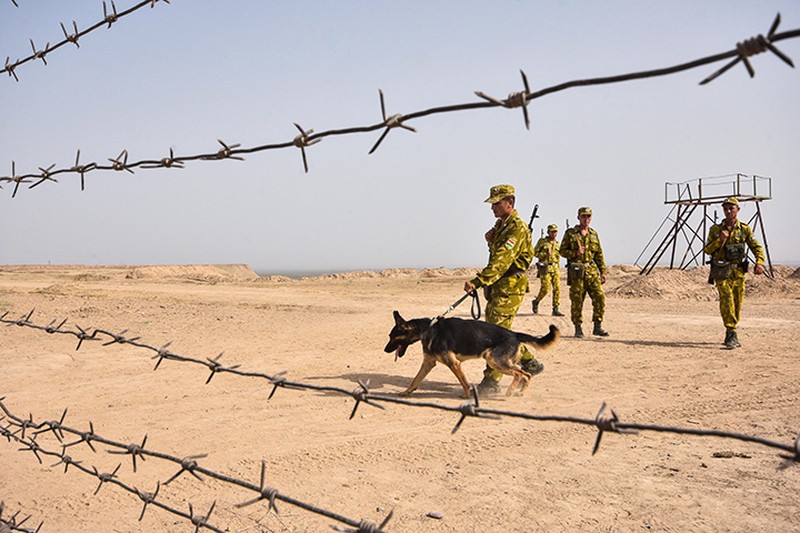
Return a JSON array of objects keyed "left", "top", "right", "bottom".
[{"left": 2, "top": 1, "right": 799, "bottom": 274}]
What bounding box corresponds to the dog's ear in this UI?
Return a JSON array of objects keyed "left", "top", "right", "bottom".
[{"left": 392, "top": 310, "right": 405, "bottom": 325}]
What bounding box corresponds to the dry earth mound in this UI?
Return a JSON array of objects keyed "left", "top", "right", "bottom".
[{"left": 125, "top": 264, "right": 259, "bottom": 283}]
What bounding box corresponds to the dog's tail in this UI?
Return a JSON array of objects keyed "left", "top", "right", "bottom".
[{"left": 517, "top": 324, "right": 560, "bottom": 350}]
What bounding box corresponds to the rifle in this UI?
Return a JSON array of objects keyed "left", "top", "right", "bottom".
[{"left": 528, "top": 204, "right": 539, "bottom": 232}]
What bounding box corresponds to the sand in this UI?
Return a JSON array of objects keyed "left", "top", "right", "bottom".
[{"left": 1, "top": 264, "right": 799, "bottom": 532}]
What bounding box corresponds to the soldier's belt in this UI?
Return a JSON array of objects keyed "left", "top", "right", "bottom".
[{"left": 501, "top": 267, "right": 526, "bottom": 278}]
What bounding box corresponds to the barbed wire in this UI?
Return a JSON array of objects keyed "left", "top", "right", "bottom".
[
  {"left": 2, "top": 0, "right": 170, "bottom": 82},
  {"left": 0, "top": 501, "right": 41, "bottom": 533},
  {"left": 3, "top": 309, "right": 798, "bottom": 466},
  {"left": 0, "top": 399, "right": 392, "bottom": 533},
  {"left": 1, "top": 15, "right": 797, "bottom": 197}
]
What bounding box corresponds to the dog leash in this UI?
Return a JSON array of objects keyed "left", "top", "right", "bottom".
[{"left": 430, "top": 290, "right": 481, "bottom": 326}]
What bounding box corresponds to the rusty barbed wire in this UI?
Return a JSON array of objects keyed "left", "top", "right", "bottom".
[
  {"left": 1, "top": 14, "right": 798, "bottom": 196},
  {"left": 1, "top": 0, "right": 170, "bottom": 82},
  {"left": 0, "top": 400, "right": 392, "bottom": 533},
  {"left": 3, "top": 309, "right": 798, "bottom": 465},
  {"left": 0, "top": 501, "right": 41, "bottom": 533}
]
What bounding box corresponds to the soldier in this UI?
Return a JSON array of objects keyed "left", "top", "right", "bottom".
[
  {"left": 703, "top": 197, "right": 766, "bottom": 349},
  {"left": 464, "top": 184, "right": 545, "bottom": 396},
  {"left": 531, "top": 223, "right": 565, "bottom": 317},
  {"left": 560, "top": 206, "right": 608, "bottom": 338}
]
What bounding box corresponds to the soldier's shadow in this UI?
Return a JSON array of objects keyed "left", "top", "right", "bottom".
[{"left": 574, "top": 337, "right": 720, "bottom": 349}]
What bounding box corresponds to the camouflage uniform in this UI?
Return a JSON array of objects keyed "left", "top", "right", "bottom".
[
  {"left": 703, "top": 213, "right": 765, "bottom": 336},
  {"left": 533, "top": 235, "right": 561, "bottom": 309},
  {"left": 560, "top": 220, "right": 606, "bottom": 328},
  {"left": 469, "top": 187, "right": 536, "bottom": 383}
]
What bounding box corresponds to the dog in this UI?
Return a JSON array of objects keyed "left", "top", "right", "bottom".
[{"left": 384, "top": 310, "right": 559, "bottom": 398}]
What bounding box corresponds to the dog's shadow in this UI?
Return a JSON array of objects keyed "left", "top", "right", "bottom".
[{"left": 305, "top": 372, "right": 487, "bottom": 400}]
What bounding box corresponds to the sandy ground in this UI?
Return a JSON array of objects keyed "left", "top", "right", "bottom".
[{"left": 0, "top": 264, "right": 799, "bottom": 532}]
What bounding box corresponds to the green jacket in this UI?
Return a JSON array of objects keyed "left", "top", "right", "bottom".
[
  {"left": 534, "top": 237, "right": 560, "bottom": 271},
  {"left": 471, "top": 209, "right": 533, "bottom": 289},
  {"left": 559, "top": 225, "right": 606, "bottom": 274},
  {"left": 704, "top": 220, "right": 765, "bottom": 264}
]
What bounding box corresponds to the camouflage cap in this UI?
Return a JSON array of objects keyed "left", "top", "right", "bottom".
[
  {"left": 578, "top": 206, "right": 592, "bottom": 216},
  {"left": 722, "top": 196, "right": 739, "bottom": 206},
  {"left": 484, "top": 184, "right": 515, "bottom": 203},
  {"left": 547, "top": 223, "right": 558, "bottom": 232}
]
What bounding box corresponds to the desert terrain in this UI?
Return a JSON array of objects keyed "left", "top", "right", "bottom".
[{"left": 1, "top": 263, "right": 799, "bottom": 532}]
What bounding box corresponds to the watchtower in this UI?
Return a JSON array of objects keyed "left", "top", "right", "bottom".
[{"left": 636, "top": 173, "right": 774, "bottom": 275}]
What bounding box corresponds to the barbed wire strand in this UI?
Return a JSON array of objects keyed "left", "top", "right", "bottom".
[
  {"left": 1, "top": 15, "right": 798, "bottom": 196},
  {"left": 3, "top": 309, "right": 798, "bottom": 467},
  {"left": 0, "top": 400, "right": 392, "bottom": 533},
  {"left": 2, "top": 0, "right": 170, "bottom": 82}
]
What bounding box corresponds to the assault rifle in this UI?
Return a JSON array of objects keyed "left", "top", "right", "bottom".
[{"left": 528, "top": 204, "right": 539, "bottom": 232}]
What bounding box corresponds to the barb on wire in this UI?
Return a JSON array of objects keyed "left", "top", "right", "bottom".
[
  {"left": 140, "top": 148, "right": 184, "bottom": 169},
  {"left": 475, "top": 69, "right": 532, "bottom": 129},
  {"left": 32, "top": 407, "right": 68, "bottom": 442},
  {"left": 188, "top": 501, "right": 216, "bottom": 533},
  {"left": 3, "top": 312, "right": 799, "bottom": 465},
  {"left": 591, "top": 401, "right": 638, "bottom": 455},
  {"left": 369, "top": 89, "right": 417, "bottom": 154},
  {"left": 0, "top": 500, "right": 43, "bottom": 533},
  {"left": 107, "top": 434, "right": 147, "bottom": 472},
  {"left": 700, "top": 13, "right": 795, "bottom": 85},
  {"left": 108, "top": 149, "right": 135, "bottom": 174},
  {"left": 1, "top": 0, "right": 171, "bottom": 81},
  {"left": 204, "top": 352, "right": 241, "bottom": 384},
  {"left": 235, "top": 460, "right": 280, "bottom": 513},
  {"left": 4, "top": 14, "right": 798, "bottom": 195},
  {"left": 102, "top": 1, "right": 119, "bottom": 28},
  {"left": 164, "top": 453, "right": 208, "bottom": 485},
  {"left": 204, "top": 139, "right": 244, "bottom": 161},
  {"left": 71, "top": 149, "right": 97, "bottom": 191},
  {"left": 348, "top": 380, "right": 386, "bottom": 420},
  {"left": 292, "top": 122, "right": 320, "bottom": 173},
  {"left": 92, "top": 463, "right": 121, "bottom": 495},
  {"left": 60, "top": 20, "right": 80, "bottom": 49},
  {"left": 29, "top": 39, "right": 50, "bottom": 66},
  {"left": 135, "top": 481, "right": 160, "bottom": 521}
]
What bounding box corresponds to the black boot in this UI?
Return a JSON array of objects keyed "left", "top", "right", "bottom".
[
  {"left": 574, "top": 324, "right": 584, "bottom": 338},
  {"left": 476, "top": 375, "right": 501, "bottom": 397},
  {"left": 593, "top": 321, "right": 609, "bottom": 337},
  {"left": 520, "top": 358, "right": 545, "bottom": 376},
  {"left": 531, "top": 299, "right": 539, "bottom": 314},
  {"left": 552, "top": 306, "right": 565, "bottom": 317},
  {"left": 724, "top": 330, "right": 740, "bottom": 349}
]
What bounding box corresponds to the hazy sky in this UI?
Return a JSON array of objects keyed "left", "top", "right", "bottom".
[{"left": 2, "top": 1, "right": 798, "bottom": 273}]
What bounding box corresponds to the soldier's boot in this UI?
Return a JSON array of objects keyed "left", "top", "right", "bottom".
[
  {"left": 552, "top": 306, "right": 565, "bottom": 317},
  {"left": 574, "top": 324, "right": 584, "bottom": 338},
  {"left": 476, "top": 375, "right": 501, "bottom": 397},
  {"left": 724, "top": 330, "right": 740, "bottom": 349},
  {"left": 520, "top": 358, "right": 545, "bottom": 377},
  {"left": 731, "top": 331, "right": 741, "bottom": 348},
  {"left": 531, "top": 299, "right": 539, "bottom": 314},
  {"left": 593, "top": 321, "right": 609, "bottom": 337}
]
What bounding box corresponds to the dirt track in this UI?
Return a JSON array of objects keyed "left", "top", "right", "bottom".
[{"left": 1, "top": 264, "right": 799, "bottom": 532}]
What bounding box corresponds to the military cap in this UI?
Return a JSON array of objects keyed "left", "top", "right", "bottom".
[
  {"left": 722, "top": 196, "right": 739, "bottom": 206},
  {"left": 484, "top": 184, "right": 515, "bottom": 203},
  {"left": 578, "top": 206, "right": 592, "bottom": 216},
  {"left": 547, "top": 224, "right": 558, "bottom": 232}
]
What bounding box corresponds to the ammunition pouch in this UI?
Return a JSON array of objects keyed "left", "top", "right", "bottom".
[
  {"left": 536, "top": 263, "right": 549, "bottom": 278},
  {"left": 567, "top": 262, "right": 585, "bottom": 285},
  {"left": 709, "top": 259, "right": 733, "bottom": 282},
  {"left": 724, "top": 242, "right": 746, "bottom": 262}
]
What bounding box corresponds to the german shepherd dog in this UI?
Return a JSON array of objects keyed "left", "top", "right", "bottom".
[{"left": 384, "top": 310, "right": 559, "bottom": 398}]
